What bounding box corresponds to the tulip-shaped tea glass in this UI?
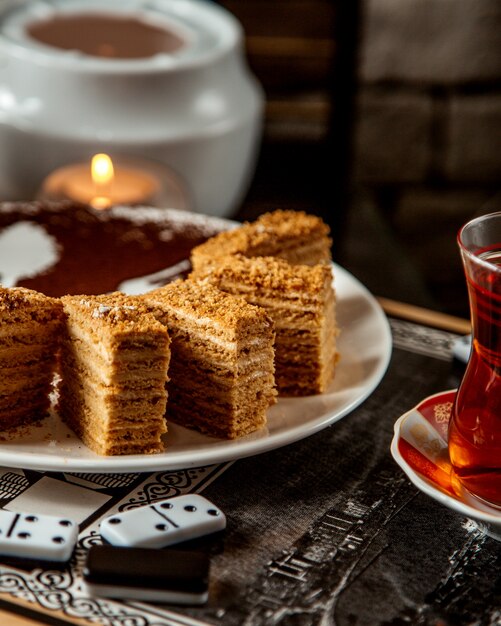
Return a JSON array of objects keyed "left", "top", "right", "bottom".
[{"left": 448, "top": 211, "right": 501, "bottom": 507}]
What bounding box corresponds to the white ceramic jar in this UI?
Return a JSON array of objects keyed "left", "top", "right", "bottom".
[{"left": 0, "top": 0, "right": 264, "bottom": 217}]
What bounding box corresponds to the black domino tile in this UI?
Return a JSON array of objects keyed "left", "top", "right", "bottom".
[{"left": 83, "top": 545, "right": 209, "bottom": 593}]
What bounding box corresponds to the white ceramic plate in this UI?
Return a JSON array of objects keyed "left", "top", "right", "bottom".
[
  {"left": 391, "top": 390, "right": 501, "bottom": 541},
  {"left": 0, "top": 264, "right": 392, "bottom": 473}
]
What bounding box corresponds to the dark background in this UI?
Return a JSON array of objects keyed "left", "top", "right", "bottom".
[{"left": 219, "top": 0, "right": 501, "bottom": 319}]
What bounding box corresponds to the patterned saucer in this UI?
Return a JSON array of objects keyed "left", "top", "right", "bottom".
[{"left": 391, "top": 390, "right": 501, "bottom": 541}]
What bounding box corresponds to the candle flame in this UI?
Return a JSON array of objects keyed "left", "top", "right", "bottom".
[
  {"left": 91, "top": 153, "right": 114, "bottom": 186},
  {"left": 90, "top": 153, "right": 114, "bottom": 209}
]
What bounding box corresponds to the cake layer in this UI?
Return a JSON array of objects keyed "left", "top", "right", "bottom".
[
  {"left": 146, "top": 298, "right": 274, "bottom": 349},
  {"left": 0, "top": 382, "right": 49, "bottom": 409},
  {"left": 167, "top": 355, "right": 275, "bottom": 393},
  {"left": 0, "top": 287, "right": 64, "bottom": 323},
  {"left": 273, "top": 327, "right": 336, "bottom": 352},
  {"left": 204, "top": 284, "right": 336, "bottom": 331},
  {"left": 164, "top": 335, "right": 274, "bottom": 378},
  {"left": 190, "top": 210, "right": 332, "bottom": 276},
  {"left": 0, "top": 344, "right": 58, "bottom": 365},
  {"left": 0, "top": 402, "right": 51, "bottom": 431},
  {"left": 59, "top": 293, "right": 170, "bottom": 456},
  {"left": 167, "top": 394, "right": 268, "bottom": 439},
  {"left": 169, "top": 364, "right": 275, "bottom": 410},
  {"left": 0, "top": 355, "right": 57, "bottom": 380},
  {"left": 145, "top": 282, "right": 274, "bottom": 341},
  {"left": 61, "top": 345, "right": 169, "bottom": 389},
  {"left": 63, "top": 407, "right": 165, "bottom": 455},
  {"left": 67, "top": 321, "right": 169, "bottom": 363},
  {"left": 60, "top": 386, "right": 167, "bottom": 432},
  {"left": 0, "top": 286, "right": 63, "bottom": 431},
  {"left": 0, "top": 319, "right": 61, "bottom": 343},
  {"left": 192, "top": 255, "right": 339, "bottom": 396},
  {"left": 60, "top": 374, "right": 167, "bottom": 420},
  {"left": 0, "top": 389, "right": 52, "bottom": 431},
  {"left": 63, "top": 299, "right": 170, "bottom": 359},
  {"left": 59, "top": 375, "right": 167, "bottom": 415},
  {"left": 152, "top": 329, "right": 271, "bottom": 374},
  {"left": 143, "top": 280, "right": 276, "bottom": 439},
  {"left": 0, "top": 369, "right": 54, "bottom": 396}
]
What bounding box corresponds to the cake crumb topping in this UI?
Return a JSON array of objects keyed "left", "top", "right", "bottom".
[
  {"left": 190, "top": 209, "right": 332, "bottom": 274},
  {"left": 62, "top": 293, "right": 163, "bottom": 332}
]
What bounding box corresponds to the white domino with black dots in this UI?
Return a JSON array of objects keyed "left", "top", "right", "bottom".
[
  {"left": 0, "top": 509, "right": 78, "bottom": 561},
  {"left": 100, "top": 494, "right": 226, "bottom": 549}
]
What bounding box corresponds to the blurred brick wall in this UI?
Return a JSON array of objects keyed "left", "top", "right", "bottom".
[{"left": 353, "top": 0, "right": 501, "bottom": 313}]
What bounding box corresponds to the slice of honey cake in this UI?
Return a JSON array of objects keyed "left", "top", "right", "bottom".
[
  {"left": 142, "top": 280, "right": 276, "bottom": 439},
  {"left": 0, "top": 287, "right": 63, "bottom": 430},
  {"left": 192, "top": 256, "right": 339, "bottom": 396},
  {"left": 190, "top": 209, "right": 332, "bottom": 276},
  {"left": 59, "top": 293, "right": 170, "bottom": 455}
]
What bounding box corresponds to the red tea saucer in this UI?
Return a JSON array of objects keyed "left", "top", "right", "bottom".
[{"left": 391, "top": 390, "right": 501, "bottom": 541}]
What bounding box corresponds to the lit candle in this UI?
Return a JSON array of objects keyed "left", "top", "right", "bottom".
[
  {"left": 39, "top": 154, "right": 163, "bottom": 209},
  {"left": 91, "top": 153, "right": 114, "bottom": 209}
]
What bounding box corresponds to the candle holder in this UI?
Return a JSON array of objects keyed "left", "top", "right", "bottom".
[
  {"left": 37, "top": 154, "right": 191, "bottom": 211},
  {"left": 0, "top": 0, "right": 263, "bottom": 217}
]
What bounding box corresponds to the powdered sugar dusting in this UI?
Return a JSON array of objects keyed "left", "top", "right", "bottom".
[
  {"left": 91, "top": 303, "right": 137, "bottom": 318},
  {"left": 0, "top": 222, "right": 60, "bottom": 288},
  {"left": 106, "top": 205, "right": 236, "bottom": 235},
  {"left": 92, "top": 305, "right": 112, "bottom": 318}
]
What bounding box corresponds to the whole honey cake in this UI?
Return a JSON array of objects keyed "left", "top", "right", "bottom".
[
  {"left": 0, "top": 286, "right": 63, "bottom": 430},
  {"left": 59, "top": 293, "right": 170, "bottom": 455},
  {"left": 190, "top": 209, "right": 332, "bottom": 276},
  {"left": 142, "top": 280, "right": 277, "bottom": 439},
  {"left": 192, "top": 255, "right": 339, "bottom": 395}
]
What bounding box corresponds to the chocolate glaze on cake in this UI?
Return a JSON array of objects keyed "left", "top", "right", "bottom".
[{"left": 0, "top": 201, "right": 229, "bottom": 297}]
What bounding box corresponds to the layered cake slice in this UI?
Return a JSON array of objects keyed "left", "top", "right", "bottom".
[
  {"left": 190, "top": 209, "right": 332, "bottom": 276},
  {"left": 192, "top": 255, "right": 339, "bottom": 396},
  {"left": 142, "top": 280, "right": 276, "bottom": 439},
  {"left": 0, "top": 287, "right": 63, "bottom": 430},
  {"left": 59, "top": 293, "right": 170, "bottom": 455}
]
